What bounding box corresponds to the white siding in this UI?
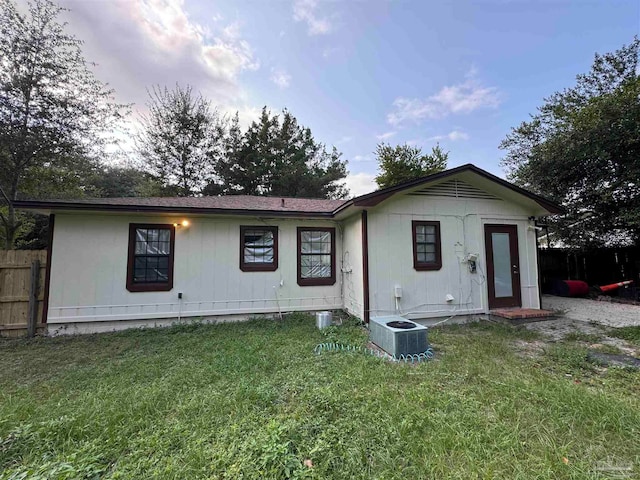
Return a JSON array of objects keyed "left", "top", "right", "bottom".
[
  {"left": 366, "top": 190, "right": 541, "bottom": 320},
  {"left": 48, "top": 214, "right": 342, "bottom": 324},
  {"left": 47, "top": 176, "right": 545, "bottom": 330},
  {"left": 341, "top": 213, "right": 364, "bottom": 318}
]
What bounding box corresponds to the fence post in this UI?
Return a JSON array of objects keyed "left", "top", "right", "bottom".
[{"left": 27, "top": 259, "right": 40, "bottom": 338}]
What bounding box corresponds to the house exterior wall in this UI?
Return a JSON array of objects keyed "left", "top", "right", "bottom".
[
  {"left": 46, "top": 180, "right": 545, "bottom": 332},
  {"left": 366, "top": 192, "right": 541, "bottom": 320},
  {"left": 341, "top": 213, "right": 364, "bottom": 318},
  {"left": 48, "top": 213, "right": 342, "bottom": 327}
]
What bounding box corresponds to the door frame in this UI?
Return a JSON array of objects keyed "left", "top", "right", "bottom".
[{"left": 484, "top": 224, "right": 522, "bottom": 309}]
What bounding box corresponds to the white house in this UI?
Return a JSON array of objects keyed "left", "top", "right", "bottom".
[{"left": 16, "top": 164, "right": 563, "bottom": 334}]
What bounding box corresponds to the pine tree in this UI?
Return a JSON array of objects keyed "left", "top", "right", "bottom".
[{"left": 209, "top": 107, "right": 348, "bottom": 199}]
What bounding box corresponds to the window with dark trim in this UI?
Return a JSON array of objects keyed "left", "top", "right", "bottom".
[
  {"left": 240, "top": 226, "right": 278, "bottom": 272},
  {"left": 126, "top": 224, "right": 175, "bottom": 292},
  {"left": 297, "top": 227, "right": 336, "bottom": 286},
  {"left": 412, "top": 220, "right": 442, "bottom": 271}
]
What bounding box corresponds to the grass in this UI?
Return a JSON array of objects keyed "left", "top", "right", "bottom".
[
  {"left": 0, "top": 315, "right": 639, "bottom": 479},
  {"left": 564, "top": 332, "right": 602, "bottom": 344},
  {"left": 608, "top": 326, "right": 640, "bottom": 346}
]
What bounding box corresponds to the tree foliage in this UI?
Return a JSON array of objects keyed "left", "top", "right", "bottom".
[
  {"left": 374, "top": 143, "right": 448, "bottom": 189},
  {"left": 0, "top": 0, "right": 125, "bottom": 248},
  {"left": 88, "top": 165, "right": 166, "bottom": 198},
  {"left": 209, "top": 108, "right": 348, "bottom": 199},
  {"left": 136, "top": 84, "right": 226, "bottom": 197},
  {"left": 501, "top": 38, "right": 640, "bottom": 248},
  {"left": 7, "top": 163, "right": 165, "bottom": 249},
  {"left": 0, "top": 1, "right": 351, "bottom": 249}
]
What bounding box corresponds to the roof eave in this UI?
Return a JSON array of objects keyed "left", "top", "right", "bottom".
[{"left": 13, "top": 200, "right": 337, "bottom": 219}]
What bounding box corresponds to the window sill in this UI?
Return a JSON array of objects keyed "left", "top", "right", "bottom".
[
  {"left": 297, "top": 277, "right": 336, "bottom": 286},
  {"left": 240, "top": 264, "right": 278, "bottom": 272},
  {"left": 126, "top": 283, "right": 173, "bottom": 292},
  {"left": 413, "top": 263, "right": 442, "bottom": 271}
]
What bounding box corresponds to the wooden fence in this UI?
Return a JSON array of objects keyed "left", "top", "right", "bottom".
[{"left": 0, "top": 250, "right": 47, "bottom": 337}]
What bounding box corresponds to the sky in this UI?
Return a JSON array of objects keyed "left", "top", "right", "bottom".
[{"left": 45, "top": 0, "right": 640, "bottom": 196}]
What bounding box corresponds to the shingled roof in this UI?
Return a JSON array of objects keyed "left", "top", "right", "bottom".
[
  {"left": 14, "top": 195, "right": 349, "bottom": 217},
  {"left": 14, "top": 164, "right": 563, "bottom": 217}
]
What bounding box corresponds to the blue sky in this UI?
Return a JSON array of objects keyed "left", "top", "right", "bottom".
[{"left": 55, "top": 0, "right": 640, "bottom": 196}]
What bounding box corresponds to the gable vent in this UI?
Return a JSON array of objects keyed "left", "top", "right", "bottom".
[{"left": 409, "top": 179, "right": 501, "bottom": 200}]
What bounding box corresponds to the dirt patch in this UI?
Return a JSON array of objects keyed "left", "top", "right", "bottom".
[
  {"left": 542, "top": 295, "right": 640, "bottom": 327},
  {"left": 587, "top": 351, "right": 640, "bottom": 369},
  {"left": 511, "top": 317, "right": 640, "bottom": 359},
  {"left": 513, "top": 339, "right": 547, "bottom": 359},
  {"left": 594, "top": 295, "right": 640, "bottom": 307},
  {"left": 591, "top": 341, "right": 639, "bottom": 357},
  {"left": 520, "top": 317, "right": 606, "bottom": 341}
]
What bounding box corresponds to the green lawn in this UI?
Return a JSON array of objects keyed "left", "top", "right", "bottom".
[{"left": 1, "top": 315, "right": 639, "bottom": 479}]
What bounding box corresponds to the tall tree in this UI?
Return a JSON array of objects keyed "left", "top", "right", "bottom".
[
  {"left": 209, "top": 107, "right": 348, "bottom": 199},
  {"left": 501, "top": 38, "right": 640, "bottom": 248},
  {"left": 0, "top": 0, "right": 126, "bottom": 249},
  {"left": 374, "top": 143, "right": 448, "bottom": 189},
  {"left": 137, "top": 84, "right": 227, "bottom": 197},
  {"left": 87, "top": 165, "right": 166, "bottom": 198},
  {"left": 206, "top": 112, "right": 265, "bottom": 196}
]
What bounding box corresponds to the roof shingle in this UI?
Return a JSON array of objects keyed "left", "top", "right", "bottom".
[
  {"left": 18, "top": 195, "right": 348, "bottom": 214},
  {"left": 14, "top": 164, "right": 564, "bottom": 217}
]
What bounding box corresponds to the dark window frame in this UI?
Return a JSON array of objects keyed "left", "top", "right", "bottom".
[
  {"left": 126, "top": 223, "right": 175, "bottom": 292},
  {"left": 239, "top": 225, "right": 279, "bottom": 272},
  {"left": 297, "top": 227, "right": 336, "bottom": 286},
  {"left": 412, "top": 220, "right": 442, "bottom": 271}
]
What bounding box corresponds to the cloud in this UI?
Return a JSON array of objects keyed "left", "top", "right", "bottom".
[
  {"left": 376, "top": 131, "right": 397, "bottom": 141},
  {"left": 344, "top": 172, "right": 377, "bottom": 197},
  {"left": 387, "top": 74, "right": 501, "bottom": 126},
  {"left": 221, "top": 21, "right": 242, "bottom": 41},
  {"left": 448, "top": 130, "right": 469, "bottom": 141},
  {"left": 56, "top": 0, "right": 258, "bottom": 110},
  {"left": 322, "top": 46, "right": 343, "bottom": 59},
  {"left": 353, "top": 154, "right": 374, "bottom": 163},
  {"left": 233, "top": 105, "right": 264, "bottom": 130},
  {"left": 293, "top": 0, "right": 332, "bottom": 35},
  {"left": 270, "top": 68, "right": 291, "bottom": 89},
  {"left": 427, "top": 130, "right": 470, "bottom": 142},
  {"left": 47, "top": 0, "right": 262, "bottom": 162}
]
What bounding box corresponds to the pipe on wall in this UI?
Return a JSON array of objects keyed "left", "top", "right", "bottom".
[{"left": 361, "top": 210, "right": 370, "bottom": 324}]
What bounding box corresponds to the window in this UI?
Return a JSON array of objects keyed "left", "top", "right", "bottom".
[
  {"left": 297, "top": 227, "right": 336, "bottom": 286},
  {"left": 126, "top": 224, "right": 175, "bottom": 292},
  {"left": 240, "top": 226, "right": 278, "bottom": 272},
  {"left": 412, "top": 220, "right": 442, "bottom": 271}
]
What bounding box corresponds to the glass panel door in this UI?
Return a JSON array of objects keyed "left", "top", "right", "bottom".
[
  {"left": 491, "top": 233, "right": 513, "bottom": 298},
  {"left": 485, "top": 225, "right": 522, "bottom": 309}
]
